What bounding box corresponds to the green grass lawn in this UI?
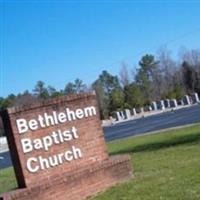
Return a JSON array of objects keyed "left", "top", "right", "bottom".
[
  {"left": 90, "top": 124, "right": 200, "bottom": 200},
  {"left": 0, "top": 167, "right": 17, "bottom": 194},
  {"left": 1, "top": 124, "right": 200, "bottom": 199}
]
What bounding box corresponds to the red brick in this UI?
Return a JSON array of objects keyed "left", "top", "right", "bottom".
[{"left": 0, "top": 93, "right": 133, "bottom": 200}]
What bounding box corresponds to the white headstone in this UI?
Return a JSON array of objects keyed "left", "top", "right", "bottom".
[
  {"left": 183, "top": 95, "right": 190, "bottom": 105},
  {"left": 120, "top": 111, "right": 125, "bottom": 120},
  {"left": 174, "top": 99, "right": 178, "bottom": 107},
  {"left": 132, "top": 108, "right": 137, "bottom": 116},
  {"left": 156, "top": 100, "right": 165, "bottom": 110},
  {"left": 151, "top": 101, "right": 157, "bottom": 110},
  {"left": 125, "top": 109, "right": 131, "bottom": 119},
  {"left": 164, "top": 99, "right": 170, "bottom": 108},
  {"left": 170, "top": 99, "right": 178, "bottom": 108},
  {"left": 160, "top": 100, "right": 165, "bottom": 110},
  {"left": 192, "top": 93, "right": 200, "bottom": 103},
  {"left": 180, "top": 100, "right": 184, "bottom": 106},
  {"left": 115, "top": 111, "right": 123, "bottom": 121}
]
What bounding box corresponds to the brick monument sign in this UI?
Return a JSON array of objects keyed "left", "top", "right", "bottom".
[{"left": 0, "top": 93, "right": 132, "bottom": 200}]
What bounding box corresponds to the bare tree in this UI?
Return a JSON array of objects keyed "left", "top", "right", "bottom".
[
  {"left": 180, "top": 48, "right": 200, "bottom": 93},
  {"left": 180, "top": 48, "right": 200, "bottom": 66},
  {"left": 157, "top": 47, "right": 178, "bottom": 97},
  {"left": 14, "top": 91, "right": 38, "bottom": 106},
  {"left": 119, "top": 62, "right": 130, "bottom": 87}
]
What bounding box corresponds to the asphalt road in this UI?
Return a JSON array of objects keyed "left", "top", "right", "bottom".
[
  {"left": 0, "top": 104, "right": 200, "bottom": 169},
  {"left": 104, "top": 104, "right": 200, "bottom": 141},
  {"left": 0, "top": 151, "right": 12, "bottom": 169}
]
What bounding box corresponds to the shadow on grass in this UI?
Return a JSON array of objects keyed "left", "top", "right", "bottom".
[{"left": 111, "top": 132, "right": 200, "bottom": 155}]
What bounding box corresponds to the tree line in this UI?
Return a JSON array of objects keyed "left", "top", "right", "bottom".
[{"left": 0, "top": 48, "right": 200, "bottom": 119}]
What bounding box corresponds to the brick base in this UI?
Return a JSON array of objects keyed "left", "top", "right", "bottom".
[{"left": 0, "top": 155, "right": 133, "bottom": 200}]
